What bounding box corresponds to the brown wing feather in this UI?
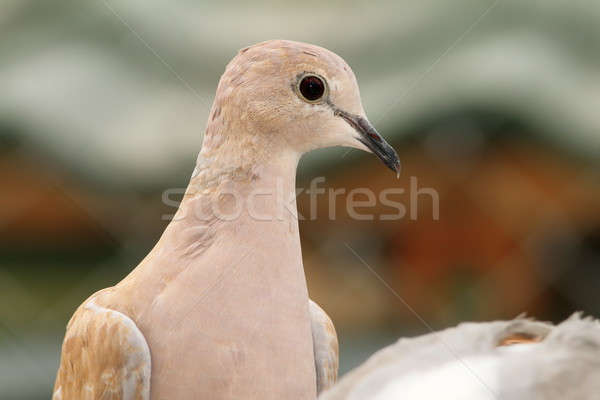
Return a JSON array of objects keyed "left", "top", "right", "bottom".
[
  {"left": 53, "top": 295, "right": 151, "bottom": 400},
  {"left": 309, "top": 299, "right": 339, "bottom": 394}
]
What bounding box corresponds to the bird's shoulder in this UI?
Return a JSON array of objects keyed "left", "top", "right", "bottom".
[
  {"left": 54, "top": 291, "right": 151, "bottom": 400},
  {"left": 309, "top": 299, "right": 339, "bottom": 394}
]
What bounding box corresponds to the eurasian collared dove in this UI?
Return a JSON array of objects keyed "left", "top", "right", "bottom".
[
  {"left": 53, "top": 40, "right": 400, "bottom": 399},
  {"left": 319, "top": 313, "right": 600, "bottom": 400}
]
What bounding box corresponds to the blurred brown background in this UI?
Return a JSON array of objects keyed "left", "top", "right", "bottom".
[{"left": 1, "top": 1, "right": 599, "bottom": 399}]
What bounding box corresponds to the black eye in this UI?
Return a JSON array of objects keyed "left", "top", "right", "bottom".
[{"left": 298, "top": 75, "right": 326, "bottom": 102}]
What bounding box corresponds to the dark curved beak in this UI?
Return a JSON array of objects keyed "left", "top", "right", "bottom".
[{"left": 338, "top": 111, "right": 400, "bottom": 177}]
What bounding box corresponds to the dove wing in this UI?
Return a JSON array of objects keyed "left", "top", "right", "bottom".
[
  {"left": 53, "top": 296, "right": 151, "bottom": 400},
  {"left": 310, "top": 299, "right": 339, "bottom": 394}
]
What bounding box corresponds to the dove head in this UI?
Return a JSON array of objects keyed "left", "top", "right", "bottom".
[{"left": 200, "top": 40, "right": 399, "bottom": 176}]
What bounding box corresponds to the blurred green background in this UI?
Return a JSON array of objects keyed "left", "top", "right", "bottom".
[{"left": 1, "top": 1, "right": 599, "bottom": 399}]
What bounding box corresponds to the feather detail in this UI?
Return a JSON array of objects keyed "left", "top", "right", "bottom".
[{"left": 53, "top": 296, "right": 151, "bottom": 400}]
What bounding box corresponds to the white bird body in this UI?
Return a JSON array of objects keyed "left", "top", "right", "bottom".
[
  {"left": 53, "top": 40, "right": 399, "bottom": 399},
  {"left": 320, "top": 314, "right": 600, "bottom": 400}
]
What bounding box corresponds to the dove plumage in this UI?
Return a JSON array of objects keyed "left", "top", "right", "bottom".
[
  {"left": 53, "top": 40, "right": 399, "bottom": 400},
  {"left": 320, "top": 314, "right": 600, "bottom": 400}
]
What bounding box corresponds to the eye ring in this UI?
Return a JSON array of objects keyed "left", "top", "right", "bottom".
[{"left": 296, "top": 73, "right": 328, "bottom": 103}]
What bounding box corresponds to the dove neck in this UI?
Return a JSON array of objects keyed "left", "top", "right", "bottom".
[
  {"left": 137, "top": 149, "right": 316, "bottom": 400},
  {"left": 180, "top": 150, "right": 302, "bottom": 227}
]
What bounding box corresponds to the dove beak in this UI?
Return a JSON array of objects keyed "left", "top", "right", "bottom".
[{"left": 338, "top": 110, "right": 401, "bottom": 176}]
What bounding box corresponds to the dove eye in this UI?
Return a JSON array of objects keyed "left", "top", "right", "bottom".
[{"left": 297, "top": 74, "right": 327, "bottom": 103}]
